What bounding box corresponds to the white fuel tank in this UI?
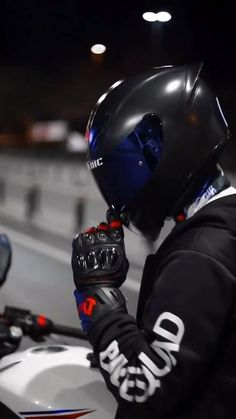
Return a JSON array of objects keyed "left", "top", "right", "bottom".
[{"left": 0, "top": 345, "right": 116, "bottom": 419}]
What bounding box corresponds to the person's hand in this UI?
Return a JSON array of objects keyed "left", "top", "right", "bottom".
[
  {"left": 71, "top": 208, "right": 129, "bottom": 290},
  {"left": 71, "top": 209, "right": 129, "bottom": 334}
]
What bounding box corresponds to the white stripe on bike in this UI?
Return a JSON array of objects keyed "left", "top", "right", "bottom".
[{"left": 0, "top": 224, "right": 140, "bottom": 293}]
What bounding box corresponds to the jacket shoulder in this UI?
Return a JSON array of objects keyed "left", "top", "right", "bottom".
[
  {"left": 175, "top": 225, "right": 236, "bottom": 274},
  {"left": 160, "top": 196, "right": 236, "bottom": 277}
]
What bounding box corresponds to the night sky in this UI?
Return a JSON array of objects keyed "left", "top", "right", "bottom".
[
  {"left": 0, "top": 1, "right": 235, "bottom": 86},
  {"left": 0, "top": 0, "right": 235, "bottom": 141}
]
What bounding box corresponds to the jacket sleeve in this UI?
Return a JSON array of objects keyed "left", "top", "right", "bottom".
[{"left": 88, "top": 250, "right": 234, "bottom": 416}]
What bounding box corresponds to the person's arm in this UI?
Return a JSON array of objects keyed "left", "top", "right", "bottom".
[{"left": 72, "top": 219, "right": 233, "bottom": 416}]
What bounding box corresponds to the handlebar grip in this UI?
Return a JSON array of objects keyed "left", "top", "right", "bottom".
[{"left": 50, "top": 323, "right": 87, "bottom": 340}]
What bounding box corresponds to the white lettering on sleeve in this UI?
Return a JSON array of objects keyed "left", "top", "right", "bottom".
[{"left": 99, "top": 311, "right": 185, "bottom": 403}]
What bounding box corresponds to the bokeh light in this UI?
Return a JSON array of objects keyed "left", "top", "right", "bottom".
[{"left": 91, "top": 44, "right": 106, "bottom": 54}]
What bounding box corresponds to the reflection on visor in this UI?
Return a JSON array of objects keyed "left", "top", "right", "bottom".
[{"left": 134, "top": 113, "right": 163, "bottom": 171}]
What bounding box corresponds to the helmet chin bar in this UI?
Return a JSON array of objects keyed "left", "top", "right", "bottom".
[
  {"left": 132, "top": 210, "right": 164, "bottom": 242},
  {"left": 120, "top": 205, "right": 164, "bottom": 242}
]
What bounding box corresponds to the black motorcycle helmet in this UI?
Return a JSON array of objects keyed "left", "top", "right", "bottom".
[{"left": 86, "top": 63, "right": 230, "bottom": 240}]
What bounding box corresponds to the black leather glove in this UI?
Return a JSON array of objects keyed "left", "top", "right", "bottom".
[
  {"left": 72, "top": 208, "right": 129, "bottom": 289},
  {"left": 71, "top": 208, "right": 129, "bottom": 334}
]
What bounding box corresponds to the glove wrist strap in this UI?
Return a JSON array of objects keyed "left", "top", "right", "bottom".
[{"left": 74, "top": 287, "right": 127, "bottom": 334}]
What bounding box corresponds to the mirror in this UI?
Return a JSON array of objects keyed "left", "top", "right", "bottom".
[{"left": 0, "top": 235, "right": 12, "bottom": 287}]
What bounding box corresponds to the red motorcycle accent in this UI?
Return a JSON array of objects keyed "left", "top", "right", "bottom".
[{"left": 37, "top": 315, "right": 47, "bottom": 327}]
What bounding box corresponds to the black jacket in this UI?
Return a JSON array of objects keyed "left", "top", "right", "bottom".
[{"left": 91, "top": 194, "right": 236, "bottom": 419}]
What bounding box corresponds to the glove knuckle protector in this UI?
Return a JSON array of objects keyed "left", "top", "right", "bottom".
[{"left": 72, "top": 217, "right": 129, "bottom": 288}]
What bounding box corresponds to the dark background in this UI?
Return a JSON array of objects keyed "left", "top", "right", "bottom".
[{"left": 0, "top": 1, "right": 235, "bottom": 143}]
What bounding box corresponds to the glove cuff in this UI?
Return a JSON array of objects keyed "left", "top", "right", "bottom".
[{"left": 74, "top": 287, "right": 127, "bottom": 334}]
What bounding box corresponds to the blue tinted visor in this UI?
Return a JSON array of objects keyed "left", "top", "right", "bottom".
[{"left": 88, "top": 114, "right": 163, "bottom": 213}]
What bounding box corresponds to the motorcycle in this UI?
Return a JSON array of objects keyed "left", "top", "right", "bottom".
[{"left": 0, "top": 235, "right": 116, "bottom": 419}]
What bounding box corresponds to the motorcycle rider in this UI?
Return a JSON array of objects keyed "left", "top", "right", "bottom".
[{"left": 71, "top": 63, "right": 236, "bottom": 418}]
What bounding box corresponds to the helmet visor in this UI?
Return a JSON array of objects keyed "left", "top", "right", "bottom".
[{"left": 88, "top": 113, "right": 163, "bottom": 213}]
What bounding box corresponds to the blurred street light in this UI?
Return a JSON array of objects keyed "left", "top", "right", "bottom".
[
  {"left": 156, "top": 12, "right": 172, "bottom": 22},
  {"left": 90, "top": 44, "right": 106, "bottom": 54},
  {"left": 142, "top": 12, "right": 157, "bottom": 22},
  {"left": 142, "top": 11, "right": 172, "bottom": 23},
  {"left": 142, "top": 10, "right": 172, "bottom": 65}
]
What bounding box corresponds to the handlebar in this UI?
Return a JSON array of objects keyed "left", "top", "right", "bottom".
[
  {"left": 50, "top": 323, "right": 87, "bottom": 339},
  {"left": 0, "top": 305, "right": 87, "bottom": 342}
]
